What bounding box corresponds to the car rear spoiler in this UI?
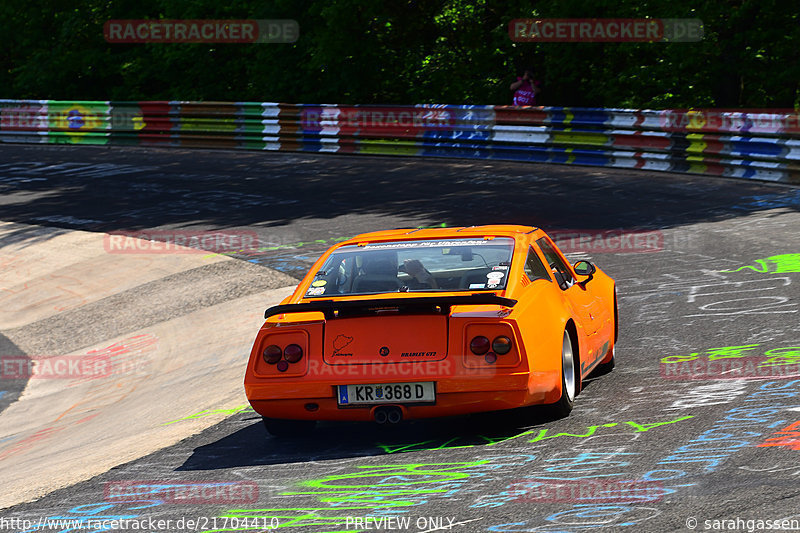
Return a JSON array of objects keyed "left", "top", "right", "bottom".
[{"left": 264, "top": 294, "right": 518, "bottom": 320}]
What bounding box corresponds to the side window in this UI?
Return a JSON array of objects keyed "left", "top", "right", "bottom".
[
  {"left": 524, "top": 246, "right": 551, "bottom": 282},
  {"left": 536, "top": 237, "right": 575, "bottom": 290}
]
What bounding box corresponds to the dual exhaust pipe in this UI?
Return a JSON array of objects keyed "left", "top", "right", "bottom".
[{"left": 373, "top": 405, "right": 403, "bottom": 425}]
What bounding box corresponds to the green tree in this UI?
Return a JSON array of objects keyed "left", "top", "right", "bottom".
[{"left": 1, "top": 0, "right": 797, "bottom": 107}]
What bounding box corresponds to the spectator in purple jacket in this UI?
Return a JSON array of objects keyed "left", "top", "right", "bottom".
[{"left": 510, "top": 68, "right": 541, "bottom": 106}]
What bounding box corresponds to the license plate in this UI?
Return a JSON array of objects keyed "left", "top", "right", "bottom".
[{"left": 337, "top": 382, "right": 435, "bottom": 405}]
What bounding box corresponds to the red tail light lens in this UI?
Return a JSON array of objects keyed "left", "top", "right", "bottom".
[
  {"left": 263, "top": 345, "right": 282, "bottom": 364},
  {"left": 276, "top": 360, "right": 289, "bottom": 372},
  {"left": 470, "top": 336, "right": 491, "bottom": 355},
  {"left": 284, "top": 344, "right": 303, "bottom": 363},
  {"left": 492, "top": 336, "right": 512, "bottom": 355}
]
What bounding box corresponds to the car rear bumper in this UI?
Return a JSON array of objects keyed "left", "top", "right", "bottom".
[{"left": 246, "top": 371, "right": 561, "bottom": 421}]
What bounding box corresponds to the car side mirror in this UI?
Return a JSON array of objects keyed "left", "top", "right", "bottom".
[{"left": 573, "top": 260, "right": 596, "bottom": 285}]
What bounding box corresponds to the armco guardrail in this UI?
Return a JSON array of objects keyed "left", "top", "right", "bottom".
[{"left": 1, "top": 100, "right": 799, "bottom": 183}]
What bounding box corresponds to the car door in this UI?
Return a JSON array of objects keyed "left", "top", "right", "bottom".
[{"left": 535, "top": 237, "right": 604, "bottom": 341}]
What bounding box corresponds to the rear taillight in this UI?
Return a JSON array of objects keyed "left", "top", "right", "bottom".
[
  {"left": 470, "top": 336, "right": 491, "bottom": 355},
  {"left": 256, "top": 328, "right": 315, "bottom": 376},
  {"left": 284, "top": 344, "right": 303, "bottom": 363},
  {"left": 263, "top": 345, "right": 282, "bottom": 364},
  {"left": 492, "top": 336, "right": 512, "bottom": 355},
  {"left": 263, "top": 342, "right": 304, "bottom": 372},
  {"left": 469, "top": 334, "right": 513, "bottom": 364}
]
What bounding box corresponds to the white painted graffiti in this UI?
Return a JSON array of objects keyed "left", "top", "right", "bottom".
[{"left": 665, "top": 381, "right": 750, "bottom": 410}]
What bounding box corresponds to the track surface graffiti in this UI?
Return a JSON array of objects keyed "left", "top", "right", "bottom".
[
  {"left": 721, "top": 254, "right": 800, "bottom": 274},
  {"left": 214, "top": 460, "right": 506, "bottom": 531},
  {"left": 376, "top": 416, "right": 693, "bottom": 454}
]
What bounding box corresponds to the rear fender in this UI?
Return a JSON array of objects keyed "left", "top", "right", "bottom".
[{"left": 513, "top": 281, "right": 574, "bottom": 402}]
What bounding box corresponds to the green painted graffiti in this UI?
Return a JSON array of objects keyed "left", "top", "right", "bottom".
[
  {"left": 161, "top": 405, "right": 254, "bottom": 425},
  {"left": 661, "top": 344, "right": 800, "bottom": 367},
  {"left": 527, "top": 416, "right": 694, "bottom": 443},
  {"left": 209, "top": 461, "right": 488, "bottom": 531},
  {"left": 206, "top": 415, "right": 692, "bottom": 531},
  {"left": 722, "top": 253, "right": 800, "bottom": 274},
  {"left": 298, "top": 461, "right": 489, "bottom": 490},
  {"left": 662, "top": 344, "right": 761, "bottom": 364},
  {"left": 376, "top": 416, "right": 694, "bottom": 454},
  {"left": 377, "top": 437, "right": 489, "bottom": 454},
  {"left": 219, "top": 505, "right": 402, "bottom": 531},
  {"left": 376, "top": 429, "right": 565, "bottom": 454}
]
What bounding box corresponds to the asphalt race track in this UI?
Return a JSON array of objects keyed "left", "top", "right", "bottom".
[{"left": 1, "top": 143, "right": 800, "bottom": 533}]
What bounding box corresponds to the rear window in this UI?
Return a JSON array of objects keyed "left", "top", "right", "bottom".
[{"left": 305, "top": 238, "right": 515, "bottom": 297}]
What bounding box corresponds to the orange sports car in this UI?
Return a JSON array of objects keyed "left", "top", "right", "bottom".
[{"left": 244, "top": 225, "right": 617, "bottom": 436}]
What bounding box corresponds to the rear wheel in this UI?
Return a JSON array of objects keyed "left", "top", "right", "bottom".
[
  {"left": 262, "top": 417, "right": 316, "bottom": 438},
  {"left": 549, "top": 330, "right": 577, "bottom": 418}
]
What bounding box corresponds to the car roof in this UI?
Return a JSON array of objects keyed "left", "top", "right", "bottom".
[{"left": 339, "top": 225, "right": 542, "bottom": 245}]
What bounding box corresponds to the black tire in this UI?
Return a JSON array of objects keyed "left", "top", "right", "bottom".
[
  {"left": 262, "top": 417, "right": 316, "bottom": 438},
  {"left": 549, "top": 330, "right": 577, "bottom": 418}
]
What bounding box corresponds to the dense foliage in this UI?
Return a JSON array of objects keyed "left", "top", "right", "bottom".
[{"left": 1, "top": 0, "right": 797, "bottom": 107}]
